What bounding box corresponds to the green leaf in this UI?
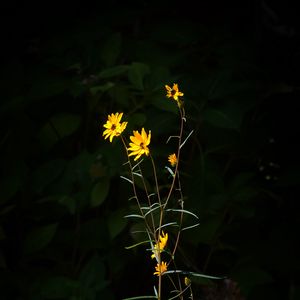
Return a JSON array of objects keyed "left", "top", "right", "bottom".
[
  {"left": 233, "top": 187, "right": 258, "bottom": 203},
  {"left": 50, "top": 113, "right": 81, "bottom": 138},
  {"left": 24, "top": 223, "right": 58, "bottom": 253},
  {"left": 151, "top": 93, "right": 178, "bottom": 114},
  {"left": 57, "top": 195, "right": 76, "bottom": 214},
  {"left": 98, "top": 65, "right": 129, "bottom": 78},
  {"left": 60, "top": 150, "right": 95, "bottom": 193},
  {"left": 124, "top": 214, "right": 144, "bottom": 219},
  {"left": 28, "top": 78, "right": 68, "bottom": 100},
  {"left": 90, "top": 178, "right": 110, "bottom": 207},
  {"left": 31, "top": 159, "right": 66, "bottom": 194},
  {"left": 39, "top": 276, "right": 79, "bottom": 299},
  {"left": 125, "top": 240, "right": 150, "bottom": 250},
  {"left": 38, "top": 114, "right": 81, "bottom": 148},
  {"left": 147, "top": 66, "right": 171, "bottom": 91},
  {"left": 90, "top": 82, "right": 115, "bottom": 95},
  {"left": 108, "top": 210, "right": 128, "bottom": 239},
  {"left": 166, "top": 209, "right": 199, "bottom": 219},
  {"left": 128, "top": 62, "right": 150, "bottom": 90},
  {"left": 123, "top": 296, "right": 158, "bottom": 300},
  {"left": 79, "top": 219, "right": 109, "bottom": 250},
  {"left": 203, "top": 108, "right": 239, "bottom": 129},
  {"left": 80, "top": 255, "right": 108, "bottom": 291},
  {"left": 164, "top": 270, "right": 223, "bottom": 280}
]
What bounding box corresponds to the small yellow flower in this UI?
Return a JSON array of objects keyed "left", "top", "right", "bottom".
[
  {"left": 154, "top": 261, "right": 168, "bottom": 276},
  {"left": 151, "top": 231, "right": 168, "bottom": 259},
  {"left": 103, "top": 112, "right": 127, "bottom": 143},
  {"left": 184, "top": 277, "right": 191, "bottom": 286},
  {"left": 168, "top": 153, "right": 177, "bottom": 167},
  {"left": 127, "top": 128, "right": 151, "bottom": 161},
  {"left": 165, "top": 83, "right": 184, "bottom": 101}
]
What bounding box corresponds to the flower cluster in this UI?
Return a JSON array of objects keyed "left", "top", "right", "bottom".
[
  {"left": 102, "top": 84, "right": 184, "bottom": 277},
  {"left": 151, "top": 231, "right": 168, "bottom": 276},
  {"left": 102, "top": 84, "right": 183, "bottom": 165}
]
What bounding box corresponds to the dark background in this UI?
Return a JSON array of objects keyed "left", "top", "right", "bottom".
[{"left": 1, "top": 1, "right": 300, "bottom": 299}]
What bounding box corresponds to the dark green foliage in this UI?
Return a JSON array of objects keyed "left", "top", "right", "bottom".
[{"left": 0, "top": 1, "right": 299, "bottom": 299}]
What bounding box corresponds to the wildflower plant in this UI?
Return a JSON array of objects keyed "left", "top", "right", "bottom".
[{"left": 102, "top": 83, "right": 220, "bottom": 299}]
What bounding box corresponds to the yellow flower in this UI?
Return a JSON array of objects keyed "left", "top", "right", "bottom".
[
  {"left": 165, "top": 83, "right": 184, "bottom": 101},
  {"left": 127, "top": 128, "right": 151, "bottom": 161},
  {"left": 184, "top": 277, "right": 191, "bottom": 286},
  {"left": 168, "top": 153, "right": 177, "bottom": 167},
  {"left": 151, "top": 231, "right": 168, "bottom": 259},
  {"left": 154, "top": 261, "right": 168, "bottom": 276},
  {"left": 103, "top": 112, "right": 127, "bottom": 143}
]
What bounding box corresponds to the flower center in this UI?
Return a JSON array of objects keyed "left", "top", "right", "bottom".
[
  {"left": 171, "top": 89, "right": 176, "bottom": 96},
  {"left": 111, "top": 124, "right": 116, "bottom": 130},
  {"left": 140, "top": 142, "right": 145, "bottom": 149}
]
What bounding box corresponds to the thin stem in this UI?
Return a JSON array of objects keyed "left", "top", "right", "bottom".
[
  {"left": 149, "top": 154, "right": 163, "bottom": 300},
  {"left": 137, "top": 165, "right": 156, "bottom": 234},
  {"left": 158, "top": 108, "right": 185, "bottom": 300},
  {"left": 120, "top": 136, "right": 152, "bottom": 235},
  {"left": 164, "top": 109, "right": 185, "bottom": 209},
  {"left": 171, "top": 172, "right": 184, "bottom": 259}
]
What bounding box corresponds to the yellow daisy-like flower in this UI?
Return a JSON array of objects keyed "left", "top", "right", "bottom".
[
  {"left": 127, "top": 128, "right": 151, "bottom": 161},
  {"left": 154, "top": 261, "right": 168, "bottom": 276},
  {"left": 151, "top": 231, "right": 168, "bottom": 259},
  {"left": 103, "top": 112, "right": 128, "bottom": 143},
  {"left": 168, "top": 153, "right": 177, "bottom": 167},
  {"left": 165, "top": 83, "right": 184, "bottom": 101},
  {"left": 184, "top": 277, "right": 191, "bottom": 286}
]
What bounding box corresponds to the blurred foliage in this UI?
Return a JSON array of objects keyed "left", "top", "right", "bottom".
[{"left": 0, "top": 1, "right": 300, "bottom": 299}]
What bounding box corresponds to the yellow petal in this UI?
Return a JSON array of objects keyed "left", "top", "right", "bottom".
[{"left": 147, "top": 130, "right": 151, "bottom": 145}]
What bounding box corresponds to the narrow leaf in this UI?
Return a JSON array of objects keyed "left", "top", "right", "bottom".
[
  {"left": 125, "top": 240, "right": 150, "bottom": 250},
  {"left": 124, "top": 214, "right": 144, "bottom": 219},
  {"left": 165, "top": 166, "right": 175, "bottom": 177},
  {"left": 120, "top": 176, "right": 133, "bottom": 184},
  {"left": 155, "top": 222, "right": 178, "bottom": 231},
  {"left": 123, "top": 296, "right": 158, "bottom": 300},
  {"left": 164, "top": 270, "right": 224, "bottom": 280},
  {"left": 181, "top": 223, "right": 200, "bottom": 231},
  {"left": 180, "top": 130, "right": 194, "bottom": 149},
  {"left": 144, "top": 204, "right": 161, "bottom": 218},
  {"left": 166, "top": 209, "right": 199, "bottom": 219}
]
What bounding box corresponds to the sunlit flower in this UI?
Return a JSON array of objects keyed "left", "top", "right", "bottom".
[
  {"left": 127, "top": 128, "right": 151, "bottom": 161},
  {"left": 154, "top": 261, "right": 168, "bottom": 276},
  {"left": 103, "top": 112, "right": 127, "bottom": 143},
  {"left": 165, "top": 83, "right": 184, "bottom": 101},
  {"left": 168, "top": 153, "right": 177, "bottom": 167},
  {"left": 184, "top": 277, "right": 191, "bottom": 286},
  {"left": 151, "top": 231, "right": 168, "bottom": 259}
]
